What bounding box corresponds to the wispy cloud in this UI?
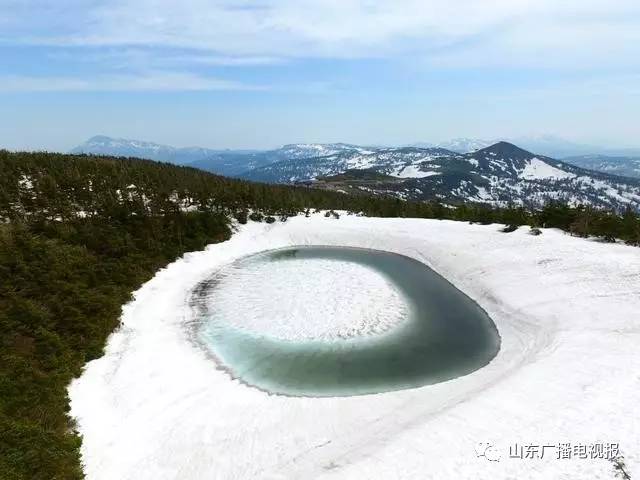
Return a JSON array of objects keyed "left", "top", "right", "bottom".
[
  {"left": 0, "top": 71, "right": 267, "bottom": 92},
  {"left": 3, "top": 0, "right": 639, "bottom": 68},
  {"left": 45, "top": 47, "right": 286, "bottom": 69}
]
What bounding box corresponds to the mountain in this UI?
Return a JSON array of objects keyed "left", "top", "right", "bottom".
[
  {"left": 70, "top": 137, "right": 386, "bottom": 177},
  {"left": 410, "top": 136, "right": 590, "bottom": 156},
  {"left": 241, "top": 142, "right": 640, "bottom": 211},
  {"left": 238, "top": 147, "right": 457, "bottom": 183},
  {"left": 189, "top": 151, "right": 282, "bottom": 177},
  {"left": 189, "top": 143, "right": 379, "bottom": 177},
  {"left": 436, "top": 138, "right": 493, "bottom": 153},
  {"left": 70, "top": 135, "right": 242, "bottom": 165},
  {"left": 402, "top": 142, "right": 640, "bottom": 210},
  {"left": 562, "top": 155, "right": 640, "bottom": 179},
  {"left": 412, "top": 142, "right": 640, "bottom": 211},
  {"left": 276, "top": 143, "right": 377, "bottom": 159},
  {"left": 408, "top": 138, "right": 491, "bottom": 153},
  {"left": 413, "top": 135, "right": 640, "bottom": 158}
]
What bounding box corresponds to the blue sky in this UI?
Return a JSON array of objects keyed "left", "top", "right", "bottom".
[{"left": 1, "top": 0, "right": 640, "bottom": 151}]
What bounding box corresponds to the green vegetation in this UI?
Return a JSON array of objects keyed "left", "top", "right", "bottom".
[
  {"left": 0, "top": 150, "right": 639, "bottom": 479},
  {"left": 318, "top": 168, "right": 400, "bottom": 182},
  {"left": 0, "top": 214, "right": 230, "bottom": 480},
  {"left": 451, "top": 202, "right": 640, "bottom": 245}
]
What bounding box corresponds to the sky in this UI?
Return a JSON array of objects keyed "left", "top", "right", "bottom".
[{"left": 1, "top": 0, "right": 640, "bottom": 151}]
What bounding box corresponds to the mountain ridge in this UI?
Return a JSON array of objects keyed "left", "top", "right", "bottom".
[{"left": 69, "top": 136, "right": 640, "bottom": 211}]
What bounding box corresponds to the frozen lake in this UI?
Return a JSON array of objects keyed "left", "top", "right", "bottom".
[{"left": 191, "top": 246, "right": 500, "bottom": 396}]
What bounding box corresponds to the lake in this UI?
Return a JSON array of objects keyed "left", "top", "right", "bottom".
[{"left": 191, "top": 246, "right": 500, "bottom": 397}]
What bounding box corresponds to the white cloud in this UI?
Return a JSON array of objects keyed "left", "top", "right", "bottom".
[{"left": 2, "top": 0, "right": 639, "bottom": 68}]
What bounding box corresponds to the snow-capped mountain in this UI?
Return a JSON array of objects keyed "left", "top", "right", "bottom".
[
  {"left": 393, "top": 142, "right": 640, "bottom": 210},
  {"left": 562, "top": 155, "right": 640, "bottom": 179},
  {"left": 243, "top": 142, "right": 640, "bottom": 211},
  {"left": 435, "top": 138, "right": 493, "bottom": 153},
  {"left": 276, "top": 143, "right": 377, "bottom": 159},
  {"left": 407, "top": 138, "right": 491, "bottom": 153},
  {"left": 239, "top": 147, "right": 456, "bottom": 183},
  {"left": 414, "top": 135, "right": 640, "bottom": 158},
  {"left": 70, "top": 135, "right": 233, "bottom": 165}
]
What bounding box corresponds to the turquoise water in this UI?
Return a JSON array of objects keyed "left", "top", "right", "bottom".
[{"left": 192, "top": 246, "right": 500, "bottom": 397}]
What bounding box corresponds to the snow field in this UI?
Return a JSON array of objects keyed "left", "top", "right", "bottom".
[{"left": 69, "top": 214, "right": 640, "bottom": 480}]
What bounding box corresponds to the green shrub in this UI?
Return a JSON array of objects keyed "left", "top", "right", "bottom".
[
  {"left": 248, "top": 211, "right": 263, "bottom": 222},
  {"left": 501, "top": 224, "right": 518, "bottom": 233}
]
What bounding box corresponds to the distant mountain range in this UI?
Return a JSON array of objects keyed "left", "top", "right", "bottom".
[
  {"left": 561, "top": 155, "right": 640, "bottom": 179},
  {"left": 410, "top": 135, "right": 640, "bottom": 158},
  {"left": 70, "top": 136, "right": 640, "bottom": 211},
  {"left": 189, "top": 143, "right": 380, "bottom": 177},
  {"left": 70, "top": 135, "right": 257, "bottom": 166},
  {"left": 408, "top": 138, "right": 493, "bottom": 153}
]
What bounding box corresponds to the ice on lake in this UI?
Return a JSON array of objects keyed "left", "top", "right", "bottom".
[{"left": 192, "top": 246, "right": 500, "bottom": 397}]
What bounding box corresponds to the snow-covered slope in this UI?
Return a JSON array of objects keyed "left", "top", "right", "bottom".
[
  {"left": 69, "top": 215, "right": 640, "bottom": 480},
  {"left": 277, "top": 143, "right": 376, "bottom": 159},
  {"left": 239, "top": 147, "right": 459, "bottom": 183}
]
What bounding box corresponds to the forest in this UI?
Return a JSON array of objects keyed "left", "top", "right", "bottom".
[{"left": 0, "top": 150, "right": 639, "bottom": 479}]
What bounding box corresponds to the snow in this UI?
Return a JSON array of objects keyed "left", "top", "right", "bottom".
[
  {"left": 577, "top": 177, "right": 640, "bottom": 206},
  {"left": 521, "top": 158, "right": 576, "bottom": 180},
  {"left": 346, "top": 155, "right": 377, "bottom": 169},
  {"left": 18, "top": 175, "right": 33, "bottom": 190},
  {"left": 204, "top": 254, "right": 409, "bottom": 341},
  {"left": 69, "top": 215, "right": 640, "bottom": 480},
  {"left": 438, "top": 138, "right": 491, "bottom": 153},
  {"left": 475, "top": 186, "right": 492, "bottom": 201},
  {"left": 393, "top": 165, "right": 441, "bottom": 178},
  {"left": 467, "top": 158, "right": 479, "bottom": 167}
]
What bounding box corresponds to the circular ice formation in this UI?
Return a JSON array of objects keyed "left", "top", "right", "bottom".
[
  {"left": 194, "top": 246, "right": 500, "bottom": 397},
  {"left": 204, "top": 255, "right": 410, "bottom": 341}
]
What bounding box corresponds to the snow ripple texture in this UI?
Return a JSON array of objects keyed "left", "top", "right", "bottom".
[{"left": 204, "top": 256, "right": 410, "bottom": 341}]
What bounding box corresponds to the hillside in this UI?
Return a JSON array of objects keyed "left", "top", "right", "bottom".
[
  {"left": 238, "top": 147, "right": 459, "bottom": 182},
  {"left": 1, "top": 150, "right": 396, "bottom": 222},
  {"left": 1, "top": 150, "right": 640, "bottom": 479}
]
